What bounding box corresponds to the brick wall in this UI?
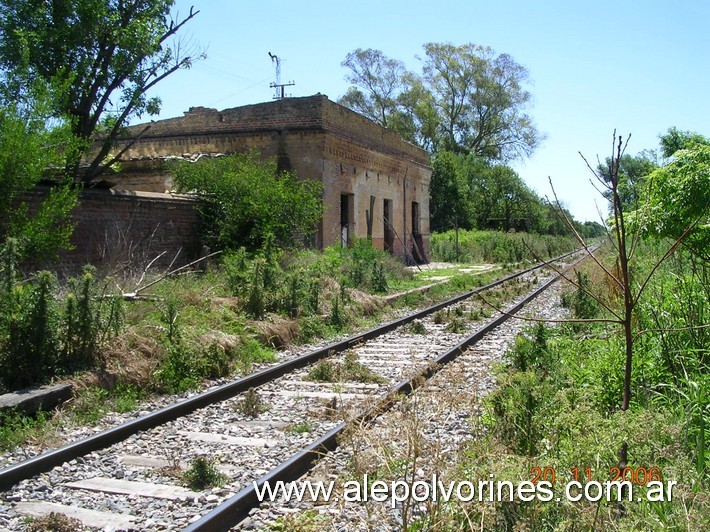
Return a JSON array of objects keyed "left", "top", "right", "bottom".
[
  {"left": 22, "top": 188, "right": 201, "bottom": 275},
  {"left": 106, "top": 94, "right": 432, "bottom": 262}
]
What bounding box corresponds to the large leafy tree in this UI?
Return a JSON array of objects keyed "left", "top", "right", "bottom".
[
  {"left": 659, "top": 126, "right": 710, "bottom": 159},
  {"left": 420, "top": 43, "right": 542, "bottom": 160},
  {"left": 339, "top": 43, "right": 543, "bottom": 162},
  {"left": 0, "top": 0, "right": 200, "bottom": 183},
  {"left": 338, "top": 49, "right": 409, "bottom": 128},
  {"left": 430, "top": 152, "right": 553, "bottom": 234}
]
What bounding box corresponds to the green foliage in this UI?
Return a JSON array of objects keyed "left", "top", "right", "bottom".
[
  {"left": 6, "top": 185, "right": 78, "bottom": 266},
  {"left": 171, "top": 152, "right": 323, "bottom": 250},
  {"left": 429, "top": 151, "right": 470, "bottom": 232},
  {"left": 430, "top": 228, "right": 577, "bottom": 264},
  {"left": 153, "top": 336, "right": 272, "bottom": 394},
  {"left": 111, "top": 383, "right": 145, "bottom": 413},
  {"left": 596, "top": 150, "right": 658, "bottom": 212},
  {"left": 307, "top": 360, "right": 337, "bottom": 383},
  {"left": 307, "top": 351, "right": 385, "bottom": 384},
  {"left": 154, "top": 342, "right": 200, "bottom": 393},
  {"left": 0, "top": 246, "right": 123, "bottom": 391},
  {"left": 223, "top": 247, "right": 251, "bottom": 296},
  {"left": 0, "top": 410, "right": 51, "bottom": 452},
  {"left": 0, "top": 99, "right": 78, "bottom": 262},
  {"left": 328, "top": 295, "right": 347, "bottom": 329},
  {"left": 659, "top": 126, "right": 710, "bottom": 159},
  {"left": 335, "top": 239, "right": 397, "bottom": 292},
  {"left": 445, "top": 318, "right": 467, "bottom": 333},
  {"left": 64, "top": 266, "right": 124, "bottom": 369},
  {"left": 459, "top": 246, "right": 709, "bottom": 529},
  {"left": 370, "top": 262, "right": 388, "bottom": 293},
  {"left": 235, "top": 388, "right": 269, "bottom": 417},
  {"left": 509, "top": 322, "right": 549, "bottom": 372},
  {"left": 0, "top": 265, "right": 58, "bottom": 390},
  {"left": 286, "top": 421, "right": 313, "bottom": 434},
  {"left": 407, "top": 320, "right": 428, "bottom": 335},
  {"left": 182, "top": 456, "right": 228, "bottom": 491},
  {"left": 642, "top": 144, "right": 710, "bottom": 260},
  {"left": 71, "top": 386, "right": 110, "bottom": 425},
  {"left": 486, "top": 369, "right": 545, "bottom": 456},
  {"left": 0, "top": 0, "right": 200, "bottom": 181},
  {"left": 339, "top": 43, "right": 542, "bottom": 161},
  {"left": 338, "top": 48, "right": 408, "bottom": 128},
  {"left": 568, "top": 271, "right": 598, "bottom": 321},
  {"left": 151, "top": 290, "right": 276, "bottom": 393}
]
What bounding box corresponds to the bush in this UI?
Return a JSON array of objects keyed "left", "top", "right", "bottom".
[{"left": 171, "top": 151, "right": 323, "bottom": 250}]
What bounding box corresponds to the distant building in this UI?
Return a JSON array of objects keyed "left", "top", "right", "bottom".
[{"left": 110, "top": 95, "right": 431, "bottom": 262}]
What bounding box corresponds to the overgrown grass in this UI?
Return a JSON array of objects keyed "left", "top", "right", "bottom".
[
  {"left": 0, "top": 236, "right": 557, "bottom": 452},
  {"left": 424, "top": 244, "right": 709, "bottom": 530},
  {"left": 430, "top": 229, "right": 578, "bottom": 264},
  {"left": 307, "top": 351, "right": 385, "bottom": 384}
]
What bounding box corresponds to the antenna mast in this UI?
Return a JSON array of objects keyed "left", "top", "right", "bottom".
[{"left": 268, "top": 52, "right": 295, "bottom": 99}]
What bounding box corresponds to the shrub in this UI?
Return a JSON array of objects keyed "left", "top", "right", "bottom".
[{"left": 171, "top": 151, "right": 323, "bottom": 250}]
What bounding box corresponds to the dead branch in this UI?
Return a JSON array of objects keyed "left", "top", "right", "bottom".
[{"left": 121, "top": 250, "right": 222, "bottom": 300}]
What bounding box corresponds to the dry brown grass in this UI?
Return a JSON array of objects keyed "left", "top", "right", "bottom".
[
  {"left": 346, "top": 288, "right": 385, "bottom": 316},
  {"left": 93, "top": 329, "right": 162, "bottom": 390},
  {"left": 253, "top": 315, "right": 299, "bottom": 348}
]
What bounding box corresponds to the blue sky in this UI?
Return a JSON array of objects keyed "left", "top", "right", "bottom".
[{"left": 141, "top": 0, "right": 710, "bottom": 222}]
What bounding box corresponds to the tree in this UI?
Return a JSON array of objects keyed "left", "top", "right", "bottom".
[
  {"left": 338, "top": 49, "right": 409, "bottom": 128},
  {"left": 339, "top": 43, "right": 543, "bottom": 162},
  {"left": 419, "top": 43, "right": 543, "bottom": 160},
  {"left": 0, "top": 0, "right": 200, "bottom": 183},
  {"left": 171, "top": 152, "right": 323, "bottom": 251},
  {"left": 597, "top": 151, "right": 658, "bottom": 212},
  {"left": 659, "top": 126, "right": 710, "bottom": 159},
  {"left": 429, "top": 151, "right": 472, "bottom": 232},
  {"left": 562, "top": 133, "right": 709, "bottom": 475},
  {"left": 643, "top": 144, "right": 710, "bottom": 260},
  {"left": 0, "top": 90, "right": 78, "bottom": 263}
]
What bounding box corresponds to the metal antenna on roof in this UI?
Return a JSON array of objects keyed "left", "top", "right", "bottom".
[{"left": 268, "top": 52, "right": 295, "bottom": 100}]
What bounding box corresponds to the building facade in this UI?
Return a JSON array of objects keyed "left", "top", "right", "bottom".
[{"left": 111, "top": 95, "right": 431, "bottom": 262}]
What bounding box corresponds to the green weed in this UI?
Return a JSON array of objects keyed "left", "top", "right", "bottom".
[
  {"left": 183, "top": 456, "right": 228, "bottom": 491},
  {"left": 408, "top": 320, "right": 428, "bottom": 335},
  {"left": 235, "top": 388, "right": 268, "bottom": 417},
  {"left": 307, "top": 351, "right": 385, "bottom": 384}
]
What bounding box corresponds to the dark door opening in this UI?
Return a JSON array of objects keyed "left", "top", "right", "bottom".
[
  {"left": 340, "top": 194, "right": 353, "bottom": 247},
  {"left": 383, "top": 199, "right": 394, "bottom": 253},
  {"left": 411, "top": 201, "right": 425, "bottom": 263}
]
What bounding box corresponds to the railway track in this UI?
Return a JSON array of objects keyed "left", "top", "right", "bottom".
[{"left": 0, "top": 249, "right": 586, "bottom": 530}]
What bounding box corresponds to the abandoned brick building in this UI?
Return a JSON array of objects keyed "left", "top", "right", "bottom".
[{"left": 110, "top": 94, "right": 432, "bottom": 263}]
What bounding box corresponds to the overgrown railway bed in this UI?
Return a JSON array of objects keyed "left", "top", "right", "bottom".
[{"left": 0, "top": 250, "right": 586, "bottom": 531}]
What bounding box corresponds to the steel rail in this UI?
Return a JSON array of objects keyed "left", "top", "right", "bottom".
[
  {"left": 185, "top": 253, "right": 587, "bottom": 531},
  {"left": 0, "top": 249, "right": 579, "bottom": 491}
]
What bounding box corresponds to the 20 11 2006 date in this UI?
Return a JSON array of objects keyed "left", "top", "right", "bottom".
[{"left": 530, "top": 466, "right": 662, "bottom": 485}]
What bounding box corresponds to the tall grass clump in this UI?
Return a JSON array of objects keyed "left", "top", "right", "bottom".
[
  {"left": 434, "top": 245, "right": 709, "bottom": 530},
  {"left": 0, "top": 240, "right": 123, "bottom": 392}
]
